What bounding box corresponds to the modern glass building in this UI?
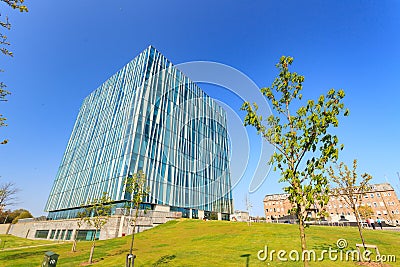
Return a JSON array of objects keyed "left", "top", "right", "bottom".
[{"left": 45, "top": 46, "right": 233, "bottom": 220}]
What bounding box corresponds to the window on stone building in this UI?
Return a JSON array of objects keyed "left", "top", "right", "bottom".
[
  {"left": 55, "top": 230, "right": 60, "bottom": 239},
  {"left": 60, "top": 229, "right": 66, "bottom": 240},
  {"left": 34, "top": 230, "right": 49, "bottom": 239},
  {"left": 66, "top": 230, "right": 73, "bottom": 240},
  {"left": 76, "top": 230, "right": 100, "bottom": 241},
  {"left": 49, "top": 229, "right": 56, "bottom": 239}
]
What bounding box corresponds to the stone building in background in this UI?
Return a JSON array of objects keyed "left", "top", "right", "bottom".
[{"left": 264, "top": 183, "right": 400, "bottom": 225}]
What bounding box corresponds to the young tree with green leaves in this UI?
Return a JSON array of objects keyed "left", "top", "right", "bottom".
[
  {"left": 328, "top": 159, "right": 372, "bottom": 248},
  {"left": 241, "top": 56, "right": 348, "bottom": 267},
  {"left": 357, "top": 205, "right": 374, "bottom": 221},
  {"left": 124, "top": 170, "right": 149, "bottom": 267},
  {"left": 1, "top": 0, "right": 28, "bottom": 144},
  {"left": 81, "top": 192, "right": 114, "bottom": 264}
]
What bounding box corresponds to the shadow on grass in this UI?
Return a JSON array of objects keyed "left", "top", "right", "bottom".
[
  {"left": 312, "top": 243, "right": 335, "bottom": 251},
  {"left": 0, "top": 249, "right": 46, "bottom": 260},
  {"left": 312, "top": 242, "right": 358, "bottom": 252},
  {"left": 240, "top": 253, "right": 251, "bottom": 267},
  {"left": 152, "top": 243, "right": 168, "bottom": 248},
  {"left": 152, "top": 254, "right": 176, "bottom": 266}
]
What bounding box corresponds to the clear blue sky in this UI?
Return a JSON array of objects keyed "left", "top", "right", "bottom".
[{"left": 1, "top": 1, "right": 399, "bottom": 217}]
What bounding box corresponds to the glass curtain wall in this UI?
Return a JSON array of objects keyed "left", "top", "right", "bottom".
[{"left": 45, "top": 46, "right": 233, "bottom": 219}]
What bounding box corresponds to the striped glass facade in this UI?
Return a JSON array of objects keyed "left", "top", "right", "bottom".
[{"left": 45, "top": 46, "right": 233, "bottom": 219}]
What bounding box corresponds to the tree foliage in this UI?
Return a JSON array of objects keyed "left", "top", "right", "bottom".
[
  {"left": 0, "top": 208, "right": 30, "bottom": 223},
  {"left": 80, "top": 192, "right": 114, "bottom": 264},
  {"left": 328, "top": 159, "right": 372, "bottom": 247},
  {"left": 0, "top": 0, "right": 28, "bottom": 58},
  {"left": 11, "top": 209, "right": 31, "bottom": 223},
  {"left": 0, "top": 179, "right": 19, "bottom": 210},
  {"left": 241, "top": 56, "right": 348, "bottom": 266},
  {"left": 358, "top": 205, "right": 374, "bottom": 220},
  {"left": 0, "top": 0, "right": 28, "bottom": 144}
]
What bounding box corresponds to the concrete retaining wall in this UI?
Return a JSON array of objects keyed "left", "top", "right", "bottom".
[
  {"left": 0, "top": 224, "right": 11, "bottom": 234},
  {"left": 8, "top": 211, "right": 182, "bottom": 240}
]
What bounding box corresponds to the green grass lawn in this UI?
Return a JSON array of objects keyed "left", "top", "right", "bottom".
[
  {"left": 0, "top": 234, "right": 55, "bottom": 249},
  {"left": 0, "top": 219, "right": 399, "bottom": 266}
]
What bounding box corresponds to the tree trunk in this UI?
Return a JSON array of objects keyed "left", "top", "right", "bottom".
[
  {"left": 71, "top": 239, "right": 76, "bottom": 252},
  {"left": 89, "top": 230, "right": 97, "bottom": 264},
  {"left": 128, "top": 204, "right": 140, "bottom": 267},
  {"left": 71, "top": 229, "right": 78, "bottom": 252},
  {"left": 129, "top": 223, "right": 135, "bottom": 255},
  {"left": 126, "top": 209, "right": 139, "bottom": 267},
  {"left": 354, "top": 208, "right": 366, "bottom": 248},
  {"left": 89, "top": 244, "right": 95, "bottom": 264},
  {"left": 298, "top": 210, "right": 309, "bottom": 267}
]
